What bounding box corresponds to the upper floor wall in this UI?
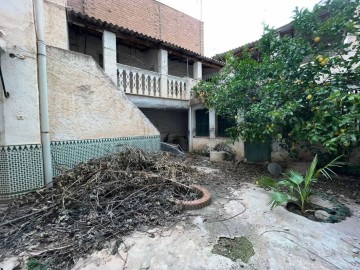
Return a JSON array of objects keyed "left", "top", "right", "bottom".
[{"left": 67, "top": 0, "right": 204, "bottom": 55}]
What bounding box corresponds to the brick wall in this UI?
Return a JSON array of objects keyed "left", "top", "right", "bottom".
[
  {"left": 68, "top": 0, "right": 84, "bottom": 12},
  {"left": 67, "top": 0, "right": 204, "bottom": 55}
]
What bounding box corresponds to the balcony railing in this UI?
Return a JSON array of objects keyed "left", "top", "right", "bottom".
[
  {"left": 117, "top": 64, "right": 161, "bottom": 97},
  {"left": 167, "top": 75, "right": 188, "bottom": 100},
  {"left": 117, "top": 63, "right": 192, "bottom": 100}
]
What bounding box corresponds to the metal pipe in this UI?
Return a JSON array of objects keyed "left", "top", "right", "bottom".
[
  {"left": 33, "top": 0, "right": 53, "bottom": 187},
  {"left": 0, "top": 63, "right": 9, "bottom": 98},
  {"left": 188, "top": 106, "right": 193, "bottom": 152}
]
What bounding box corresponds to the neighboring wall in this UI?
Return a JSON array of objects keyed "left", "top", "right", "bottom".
[
  {"left": 44, "top": 0, "right": 68, "bottom": 49},
  {"left": 192, "top": 138, "right": 245, "bottom": 160},
  {"left": 0, "top": 0, "right": 68, "bottom": 144},
  {"left": 0, "top": 0, "right": 40, "bottom": 146},
  {"left": 47, "top": 46, "right": 161, "bottom": 176},
  {"left": 0, "top": 0, "right": 43, "bottom": 199},
  {"left": 0, "top": 0, "right": 161, "bottom": 199},
  {"left": 67, "top": 0, "right": 204, "bottom": 55},
  {"left": 47, "top": 46, "right": 159, "bottom": 141}
]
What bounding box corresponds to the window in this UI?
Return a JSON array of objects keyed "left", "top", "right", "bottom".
[
  {"left": 217, "top": 115, "right": 235, "bottom": 137},
  {"left": 195, "top": 109, "right": 209, "bottom": 136}
]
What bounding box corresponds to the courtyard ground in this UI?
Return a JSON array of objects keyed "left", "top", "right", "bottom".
[
  {"left": 73, "top": 158, "right": 360, "bottom": 270},
  {"left": 1, "top": 153, "right": 359, "bottom": 270}
]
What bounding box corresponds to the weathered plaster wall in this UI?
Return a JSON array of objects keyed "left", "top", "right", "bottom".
[
  {"left": 46, "top": 46, "right": 159, "bottom": 141},
  {"left": 0, "top": 70, "right": 4, "bottom": 145},
  {"left": 140, "top": 108, "right": 187, "bottom": 141},
  {"left": 44, "top": 0, "right": 69, "bottom": 49},
  {"left": 192, "top": 137, "right": 245, "bottom": 160},
  {"left": 0, "top": 0, "right": 41, "bottom": 145}
]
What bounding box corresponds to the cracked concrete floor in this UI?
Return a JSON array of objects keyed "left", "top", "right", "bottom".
[{"left": 71, "top": 182, "right": 360, "bottom": 270}]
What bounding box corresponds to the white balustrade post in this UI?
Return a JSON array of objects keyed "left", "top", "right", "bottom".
[
  {"left": 209, "top": 108, "right": 216, "bottom": 139},
  {"left": 103, "top": 31, "right": 117, "bottom": 84},
  {"left": 186, "top": 78, "right": 193, "bottom": 99},
  {"left": 191, "top": 61, "right": 202, "bottom": 101},
  {"left": 158, "top": 49, "right": 168, "bottom": 97},
  {"left": 193, "top": 61, "right": 202, "bottom": 82}
]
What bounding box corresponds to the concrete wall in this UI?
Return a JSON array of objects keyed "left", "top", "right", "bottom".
[
  {"left": 44, "top": 0, "right": 68, "bottom": 49},
  {"left": 46, "top": 46, "right": 159, "bottom": 141},
  {"left": 192, "top": 137, "right": 245, "bottom": 160},
  {"left": 67, "top": 0, "right": 204, "bottom": 54},
  {"left": 0, "top": 0, "right": 41, "bottom": 146},
  {"left": 140, "top": 108, "right": 187, "bottom": 141}
]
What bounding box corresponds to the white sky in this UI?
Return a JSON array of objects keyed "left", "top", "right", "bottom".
[{"left": 158, "top": 0, "right": 320, "bottom": 57}]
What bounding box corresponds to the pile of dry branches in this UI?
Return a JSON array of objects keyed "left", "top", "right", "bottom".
[{"left": 0, "top": 148, "right": 199, "bottom": 269}]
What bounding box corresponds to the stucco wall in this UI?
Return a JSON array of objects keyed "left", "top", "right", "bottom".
[
  {"left": 0, "top": 69, "right": 4, "bottom": 145},
  {"left": 192, "top": 137, "right": 245, "bottom": 160},
  {"left": 0, "top": 0, "right": 41, "bottom": 145},
  {"left": 46, "top": 46, "right": 159, "bottom": 141},
  {"left": 44, "top": 0, "right": 69, "bottom": 49}
]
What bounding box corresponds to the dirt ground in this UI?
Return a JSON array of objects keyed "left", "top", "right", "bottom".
[
  {"left": 186, "top": 155, "right": 360, "bottom": 202},
  {"left": 0, "top": 153, "right": 359, "bottom": 270},
  {"left": 68, "top": 158, "right": 360, "bottom": 269}
]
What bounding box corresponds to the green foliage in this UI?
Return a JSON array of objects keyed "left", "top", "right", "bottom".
[
  {"left": 194, "top": 0, "right": 360, "bottom": 157},
  {"left": 27, "top": 259, "right": 47, "bottom": 270},
  {"left": 258, "top": 155, "right": 343, "bottom": 213}
]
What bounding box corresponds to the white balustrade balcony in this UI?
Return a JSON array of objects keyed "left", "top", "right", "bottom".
[
  {"left": 167, "top": 75, "right": 189, "bottom": 100},
  {"left": 117, "top": 63, "right": 192, "bottom": 100}
]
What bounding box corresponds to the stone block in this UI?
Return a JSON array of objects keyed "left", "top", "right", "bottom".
[{"left": 210, "top": 151, "right": 226, "bottom": 162}]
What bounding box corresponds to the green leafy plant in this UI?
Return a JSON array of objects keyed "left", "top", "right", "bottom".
[
  {"left": 258, "top": 155, "right": 343, "bottom": 214},
  {"left": 193, "top": 0, "right": 360, "bottom": 158},
  {"left": 27, "top": 258, "right": 47, "bottom": 270}
]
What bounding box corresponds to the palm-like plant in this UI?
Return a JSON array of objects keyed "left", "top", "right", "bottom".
[{"left": 258, "top": 155, "right": 343, "bottom": 214}]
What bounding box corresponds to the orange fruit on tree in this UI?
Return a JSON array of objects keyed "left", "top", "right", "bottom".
[
  {"left": 317, "top": 55, "right": 324, "bottom": 62},
  {"left": 314, "top": 36, "right": 321, "bottom": 43}
]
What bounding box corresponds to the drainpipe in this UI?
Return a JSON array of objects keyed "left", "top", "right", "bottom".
[{"left": 34, "top": 0, "right": 53, "bottom": 187}]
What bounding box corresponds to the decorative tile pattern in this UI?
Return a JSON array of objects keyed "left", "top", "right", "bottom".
[
  {"left": 50, "top": 135, "right": 160, "bottom": 176},
  {"left": 0, "top": 144, "right": 44, "bottom": 200},
  {"left": 0, "top": 135, "right": 160, "bottom": 200}
]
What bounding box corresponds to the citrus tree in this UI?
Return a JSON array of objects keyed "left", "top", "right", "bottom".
[{"left": 194, "top": 0, "right": 360, "bottom": 158}]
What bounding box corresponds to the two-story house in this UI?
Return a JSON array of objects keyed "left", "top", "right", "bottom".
[
  {"left": 0, "top": 0, "right": 225, "bottom": 199},
  {"left": 66, "top": 0, "right": 224, "bottom": 151}
]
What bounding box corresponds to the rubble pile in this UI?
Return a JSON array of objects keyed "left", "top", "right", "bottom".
[{"left": 0, "top": 148, "right": 199, "bottom": 269}]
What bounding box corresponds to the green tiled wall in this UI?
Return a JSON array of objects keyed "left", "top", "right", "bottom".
[
  {"left": 51, "top": 135, "right": 160, "bottom": 176},
  {"left": 0, "top": 135, "right": 160, "bottom": 199},
  {"left": 0, "top": 144, "right": 44, "bottom": 200}
]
